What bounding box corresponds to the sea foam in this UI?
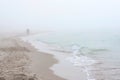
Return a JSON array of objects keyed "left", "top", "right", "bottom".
[
  {"left": 66, "top": 45, "right": 96, "bottom": 80},
  {"left": 67, "top": 55, "right": 96, "bottom": 66},
  {"left": 67, "top": 45, "right": 96, "bottom": 66}
]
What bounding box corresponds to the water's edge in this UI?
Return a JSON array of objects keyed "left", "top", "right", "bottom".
[{"left": 21, "top": 35, "right": 98, "bottom": 80}]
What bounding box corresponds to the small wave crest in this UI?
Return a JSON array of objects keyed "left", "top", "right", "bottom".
[
  {"left": 67, "top": 45, "right": 97, "bottom": 66},
  {"left": 66, "top": 45, "right": 97, "bottom": 80},
  {"left": 67, "top": 55, "right": 96, "bottom": 66}
]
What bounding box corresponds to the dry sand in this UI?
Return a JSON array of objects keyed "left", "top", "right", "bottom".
[{"left": 0, "top": 35, "right": 66, "bottom": 80}]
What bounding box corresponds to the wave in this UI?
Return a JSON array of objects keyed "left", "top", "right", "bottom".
[{"left": 66, "top": 45, "right": 97, "bottom": 80}]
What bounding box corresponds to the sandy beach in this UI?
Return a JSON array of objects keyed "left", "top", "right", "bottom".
[
  {"left": 1, "top": 32, "right": 120, "bottom": 80},
  {"left": 0, "top": 34, "right": 66, "bottom": 80}
]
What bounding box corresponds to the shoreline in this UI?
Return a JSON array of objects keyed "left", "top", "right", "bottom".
[
  {"left": 21, "top": 35, "right": 88, "bottom": 80},
  {"left": 20, "top": 39, "right": 66, "bottom": 80},
  {"left": 24, "top": 33, "right": 120, "bottom": 80},
  {"left": 0, "top": 31, "right": 120, "bottom": 80},
  {"left": 0, "top": 32, "right": 96, "bottom": 80}
]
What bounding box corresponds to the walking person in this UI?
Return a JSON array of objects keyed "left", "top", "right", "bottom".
[{"left": 26, "top": 28, "right": 30, "bottom": 35}]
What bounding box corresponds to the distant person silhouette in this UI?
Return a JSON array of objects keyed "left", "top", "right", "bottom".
[{"left": 26, "top": 28, "right": 30, "bottom": 35}]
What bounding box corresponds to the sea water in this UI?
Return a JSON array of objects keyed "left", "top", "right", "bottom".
[{"left": 22, "top": 30, "right": 120, "bottom": 80}]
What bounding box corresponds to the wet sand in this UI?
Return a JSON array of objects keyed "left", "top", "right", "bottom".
[{"left": 0, "top": 35, "right": 66, "bottom": 80}]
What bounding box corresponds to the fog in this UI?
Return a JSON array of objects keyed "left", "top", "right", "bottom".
[{"left": 0, "top": 0, "right": 120, "bottom": 33}]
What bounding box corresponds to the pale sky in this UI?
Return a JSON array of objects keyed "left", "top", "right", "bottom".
[{"left": 0, "top": 0, "right": 120, "bottom": 32}]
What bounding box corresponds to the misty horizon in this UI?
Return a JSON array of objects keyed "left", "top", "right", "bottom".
[{"left": 0, "top": 0, "right": 120, "bottom": 32}]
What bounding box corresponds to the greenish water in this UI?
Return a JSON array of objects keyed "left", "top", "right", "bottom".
[{"left": 34, "top": 31, "right": 120, "bottom": 80}]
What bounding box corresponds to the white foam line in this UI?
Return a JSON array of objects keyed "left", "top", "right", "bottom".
[
  {"left": 69, "top": 45, "right": 96, "bottom": 80},
  {"left": 84, "top": 66, "right": 95, "bottom": 80},
  {"left": 21, "top": 36, "right": 96, "bottom": 80},
  {"left": 67, "top": 56, "right": 96, "bottom": 80}
]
